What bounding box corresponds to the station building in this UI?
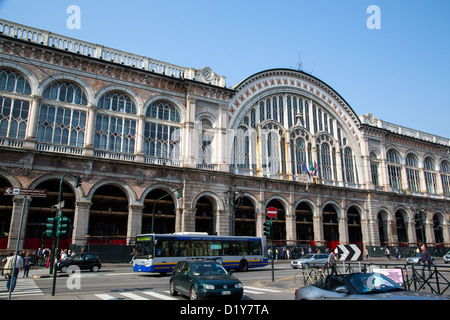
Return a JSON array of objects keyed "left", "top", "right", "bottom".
[{"left": 0, "top": 19, "right": 449, "bottom": 254}]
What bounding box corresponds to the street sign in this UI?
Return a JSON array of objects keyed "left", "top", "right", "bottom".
[
  {"left": 337, "top": 244, "right": 362, "bottom": 261},
  {"left": 4, "top": 187, "right": 47, "bottom": 198},
  {"left": 266, "top": 207, "right": 277, "bottom": 219}
]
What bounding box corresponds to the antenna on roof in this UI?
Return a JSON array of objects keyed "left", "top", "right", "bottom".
[{"left": 297, "top": 51, "right": 303, "bottom": 71}]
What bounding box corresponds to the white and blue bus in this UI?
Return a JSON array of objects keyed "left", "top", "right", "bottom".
[{"left": 133, "top": 233, "right": 268, "bottom": 274}]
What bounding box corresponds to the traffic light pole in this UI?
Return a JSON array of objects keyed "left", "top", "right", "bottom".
[
  {"left": 269, "top": 218, "right": 274, "bottom": 282},
  {"left": 51, "top": 173, "right": 80, "bottom": 296}
]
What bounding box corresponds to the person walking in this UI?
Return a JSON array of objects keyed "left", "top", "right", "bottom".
[
  {"left": 420, "top": 244, "right": 432, "bottom": 279},
  {"left": 23, "top": 253, "right": 31, "bottom": 278},
  {"left": 3, "top": 252, "right": 24, "bottom": 292},
  {"left": 327, "top": 250, "right": 338, "bottom": 275}
]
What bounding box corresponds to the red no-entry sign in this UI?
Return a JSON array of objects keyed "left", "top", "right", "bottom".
[{"left": 267, "top": 206, "right": 277, "bottom": 219}]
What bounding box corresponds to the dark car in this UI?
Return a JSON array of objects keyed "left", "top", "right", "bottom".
[
  {"left": 57, "top": 252, "right": 101, "bottom": 273},
  {"left": 170, "top": 260, "right": 243, "bottom": 300},
  {"left": 295, "top": 273, "right": 448, "bottom": 300}
]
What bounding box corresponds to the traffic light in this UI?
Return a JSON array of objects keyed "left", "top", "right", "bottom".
[
  {"left": 45, "top": 217, "right": 57, "bottom": 238},
  {"left": 263, "top": 219, "right": 272, "bottom": 239},
  {"left": 75, "top": 176, "right": 82, "bottom": 188},
  {"left": 177, "top": 189, "right": 182, "bottom": 198},
  {"left": 56, "top": 216, "right": 72, "bottom": 237}
]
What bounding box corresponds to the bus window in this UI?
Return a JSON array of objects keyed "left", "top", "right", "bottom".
[{"left": 155, "top": 239, "right": 173, "bottom": 257}]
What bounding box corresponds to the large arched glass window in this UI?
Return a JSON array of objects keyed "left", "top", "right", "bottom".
[
  {"left": 94, "top": 91, "right": 136, "bottom": 153},
  {"left": 0, "top": 69, "right": 32, "bottom": 140},
  {"left": 424, "top": 157, "right": 438, "bottom": 194},
  {"left": 37, "top": 81, "right": 87, "bottom": 147},
  {"left": 440, "top": 160, "right": 450, "bottom": 196},
  {"left": 387, "top": 149, "right": 402, "bottom": 189},
  {"left": 143, "top": 100, "right": 181, "bottom": 161},
  {"left": 405, "top": 153, "right": 421, "bottom": 192}
]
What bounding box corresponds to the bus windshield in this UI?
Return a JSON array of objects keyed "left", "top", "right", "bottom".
[{"left": 135, "top": 236, "right": 153, "bottom": 258}]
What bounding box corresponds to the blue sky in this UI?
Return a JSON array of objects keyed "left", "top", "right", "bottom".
[{"left": 1, "top": 0, "right": 449, "bottom": 138}]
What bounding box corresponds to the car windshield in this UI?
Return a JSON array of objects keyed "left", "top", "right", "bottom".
[
  {"left": 191, "top": 262, "right": 228, "bottom": 276},
  {"left": 345, "top": 273, "right": 404, "bottom": 294},
  {"left": 301, "top": 254, "right": 315, "bottom": 259}
]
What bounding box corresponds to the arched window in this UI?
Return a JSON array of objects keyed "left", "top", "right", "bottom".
[
  {"left": 440, "top": 160, "right": 450, "bottom": 196},
  {"left": 405, "top": 153, "right": 421, "bottom": 192},
  {"left": 94, "top": 91, "right": 136, "bottom": 153},
  {"left": 344, "top": 147, "right": 354, "bottom": 183},
  {"left": 424, "top": 157, "right": 438, "bottom": 194},
  {"left": 0, "top": 69, "right": 32, "bottom": 140},
  {"left": 143, "top": 101, "right": 181, "bottom": 161},
  {"left": 370, "top": 152, "right": 379, "bottom": 186},
  {"left": 387, "top": 149, "right": 402, "bottom": 189},
  {"left": 37, "top": 81, "right": 87, "bottom": 147},
  {"left": 320, "top": 143, "right": 332, "bottom": 180}
]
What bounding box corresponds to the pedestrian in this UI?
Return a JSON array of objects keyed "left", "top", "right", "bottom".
[
  {"left": 385, "top": 247, "right": 390, "bottom": 259},
  {"left": 3, "top": 252, "right": 24, "bottom": 292},
  {"left": 420, "top": 244, "right": 432, "bottom": 279},
  {"left": 364, "top": 247, "right": 369, "bottom": 260},
  {"left": 129, "top": 248, "right": 135, "bottom": 264},
  {"left": 328, "top": 250, "right": 338, "bottom": 275},
  {"left": 23, "top": 253, "right": 31, "bottom": 278},
  {"left": 267, "top": 248, "right": 272, "bottom": 260}
]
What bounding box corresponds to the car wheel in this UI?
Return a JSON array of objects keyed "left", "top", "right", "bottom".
[
  {"left": 238, "top": 259, "right": 248, "bottom": 272},
  {"left": 91, "top": 265, "right": 99, "bottom": 272},
  {"left": 60, "top": 266, "right": 68, "bottom": 273},
  {"left": 169, "top": 280, "right": 178, "bottom": 296},
  {"left": 189, "top": 286, "right": 198, "bottom": 300}
]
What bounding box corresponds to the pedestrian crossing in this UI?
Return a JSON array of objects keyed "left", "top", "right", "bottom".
[
  {"left": 95, "top": 286, "right": 283, "bottom": 300},
  {"left": 0, "top": 278, "right": 44, "bottom": 299}
]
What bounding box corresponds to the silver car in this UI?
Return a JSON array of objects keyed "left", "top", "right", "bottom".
[
  {"left": 406, "top": 253, "right": 435, "bottom": 265},
  {"left": 294, "top": 273, "right": 449, "bottom": 300},
  {"left": 444, "top": 251, "right": 450, "bottom": 264},
  {"left": 291, "top": 253, "right": 329, "bottom": 269}
]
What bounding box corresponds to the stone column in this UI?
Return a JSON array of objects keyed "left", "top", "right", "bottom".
[
  {"left": 215, "top": 210, "right": 230, "bottom": 236},
  {"left": 181, "top": 208, "right": 197, "bottom": 232},
  {"left": 72, "top": 200, "right": 91, "bottom": 246},
  {"left": 24, "top": 95, "right": 41, "bottom": 149},
  {"left": 7, "top": 196, "right": 30, "bottom": 250},
  {"left": 174, "top": 208, "right": 183, "bottom": 233},
  {"left": 127, "top": 204, "right": 143, "bottom": 244},
  {"left": 313, "top": 216, "right": 325, "bottom": 247},
  {"left": 338, "top": 217, "right": 349, "bottom": 245}
]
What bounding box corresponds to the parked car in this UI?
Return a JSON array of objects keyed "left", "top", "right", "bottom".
[
  {"left": 170, "top": 260, "right": 243, "bottom": 300},
  {"left": 295, "top": 273, "right": 449, "bottom": 300},
  {"left": 291, "top": 253, "right": 329, "bottom": 269},
  {"left": 406, "top": 253, "right": 435, "bottom": 265},
  {"left": 444, "top": 251, "right": 450, "bottom": 264},
  {"left": 57, "top": 252, "right": 101, "bottom": 273}
]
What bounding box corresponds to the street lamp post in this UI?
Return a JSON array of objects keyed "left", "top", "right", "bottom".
[
  {"left": 224, "top": 186, "right": 244, "bottom": 236},
  {"left": 415, "top": 206, "right": 426, "bottom": 246}
]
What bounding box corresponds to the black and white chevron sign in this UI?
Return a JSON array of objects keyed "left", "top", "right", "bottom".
[{"left": 337, "top": 244, "right": 362, "bottom": 261}]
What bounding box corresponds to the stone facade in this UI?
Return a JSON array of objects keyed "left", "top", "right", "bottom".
[{"left": 0, "top": 19, "right": 449, "bottom": 251}]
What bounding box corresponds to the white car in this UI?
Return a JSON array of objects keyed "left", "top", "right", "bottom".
[
  {"left": 443, "top": 251, "right": 450, "bottom": 264},
  {"left": 291, "top": 253, "right": 329, "bottom": 269},
  {"left": 405, "top": 253, "right": 435, "bottom": 265}
]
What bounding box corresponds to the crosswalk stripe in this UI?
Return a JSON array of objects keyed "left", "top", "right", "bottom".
[
  {"left": 245, "top": 286, "right": 283, "bottom": 292},
  {"left": 142, "top": 291, "right": 178, "bottom": 300},
  {"left": 120, "top": 292, "right": 149, "bottom": 300},
  {"left": 95, "top": 293, "right": 119, "bottom": 300},
  {"left": 0, "top": 278, "right": 43, "bottom": 299},
  {"left": 93, "top": 285, "right": 279, "bottom": 300},
  {"left": 243, "top": 289, "right": 265, "bottom": 294}
]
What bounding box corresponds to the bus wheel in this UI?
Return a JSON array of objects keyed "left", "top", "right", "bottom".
[{"left": 238, "top": 259, "right": 248, "bottom": 272}]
